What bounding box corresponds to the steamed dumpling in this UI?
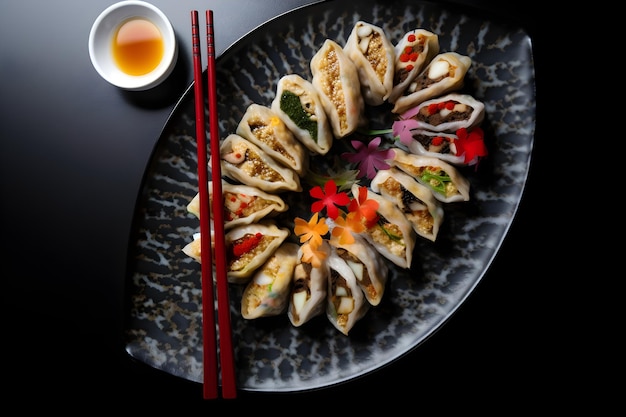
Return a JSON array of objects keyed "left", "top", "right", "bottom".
[
  {"left": 271, "top": 74, "right": 333, "bottom": 155},
  {"left": 387, "top": 29, "right": 439, "bottom": 104},
  {"left": 287, "top": 242, "right": 330, "bottom": 327},
  {"left": 392, "top": 52, "right": 472, "bottom": 114},
  {"left": 241, "top": 242, "right": 299, "bottom": 319},
  {"left": 329, "top": 232, "right": 388, "bottom": 306},
  {"left": 219, "top": 134, "right": 302, "bottom": 193},
  {"left": 187, "top": 181, "right": 288, "bottom": 230},
  {"left": 343, "top": 21, "right": 395, "bottom": 106},
  {"left": 236, "top": 103, "right": 308, "bottom": 175},
  {"left": 405, "top": 129, "right": 465, "bottom": 166},
  {"left": 311, "top": 39, "right": 365, "bottom": 138},
  {"left": 399, "top": 93, "right": 485, "bottom": 133},
  {"left": 390, "top": 148, "right": 471, "bottom": 203},
  {"left": 351, "top": 183, "right": 416, "bottom": 269},
  {"left": 370, "top": 168, "right": 444, "bottom": 242},
  {"left": 325, "top": 246, "right": 370, "bottom": 335},
  {"left": 224, "top": 221, "right": 289, "bottom": 284}
]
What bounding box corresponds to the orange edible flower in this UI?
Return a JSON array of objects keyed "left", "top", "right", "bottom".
[{"left": 300, "top": 241, "right": 328, "bottom": 269}]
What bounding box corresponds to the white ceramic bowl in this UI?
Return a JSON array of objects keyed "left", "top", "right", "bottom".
[{"left": 88, "top": 1, "right": 178, "bottom": 91}]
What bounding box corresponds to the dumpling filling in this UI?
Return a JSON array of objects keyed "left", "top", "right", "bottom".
[
  {"left": 228, "top": 233, "right": 276, "bottom": 273},
  {"left": 316, "top": 48, "right": 348, "bottom": 133},
  {"left": 364, "top": 215, "right": 407, "bottom": 264},
  {"left": 335, "top": 248, "right": 377, "bottom": 304},
  {"left": 405, "top": 58, "right": 455, "bottom": 96},
  {"left": 224, "top": 141, "right": 285, "bottom": 183},
  {"left": 415, "top": 99, "right": 473, "bottom": 127},
  {"left": 378, "top": 177, "right": 435, "bottom": 237},
  {"left": 290, "top": 263, "right": 312, "bottom": 319},
  {"left": 329, "top": 268, "right": 354, "bottom": 328}
]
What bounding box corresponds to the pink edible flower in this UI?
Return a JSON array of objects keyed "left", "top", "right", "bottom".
[{"left": 342, "top": 137, "right": 395, "bottom": 179}]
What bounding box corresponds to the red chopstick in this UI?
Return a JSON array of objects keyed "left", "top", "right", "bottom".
[
  {"left": 191, "top": 10, "right": 219, "bottom": 400},
  {"left": 190, "top": 9, "right": 237, "bottom": 400},
  {"left": 206, "top": 9, "right": 237, "bottom": 399}
]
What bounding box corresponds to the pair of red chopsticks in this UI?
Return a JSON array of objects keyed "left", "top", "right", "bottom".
[{"left": 191, "top": 9, "right": 236, "bottom": 400}]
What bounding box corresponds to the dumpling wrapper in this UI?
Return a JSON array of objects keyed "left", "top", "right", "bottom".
[
  {"left": 271, "top": 74, "right": 333, "bottom": 155},
  {"left": 391, "top": 148, "right": 471, "bottom": 203},
  {"left": 329, "top": 232, "right": 388, "bottom": 306},
  {"left": 343, "top": 21, "right": 395, "bottom": 106},
  {"left": 387, "top": 28, "right": 440, "bottom": 104},
  {"left": 187, "top": 181, "right": 287, "bottom": 230},
  {"left": 182, "top": 231, "right": 211, "bottom": 263},
  {"left": 370, "top": 167, "right": 444, "bottom": 242},
  {"left": 325, "top": 246, "right": 370, "bottom": 336},
  {"left": 236, "top": 103, "right": 308, "bottom": 175},
  {"left": 219, "top": 133, "right": 302, "bottom": 193},
  {"left": 225, "top": 221, "right": 289, "bottom": 284},
  {"left": 241, "top": 242, "right": 299, "bottom": 319},
  {"left": 351, "top": 183, "right": 416, "bottom": 269},
  {"left": 287, "top": 242, "right": 330, "bottom": 327},
  {"left": 399, "top": 93, "right": 485, "bottom": 134},
  {"left": 311, "top": 39, "right": 365, "bottom": 138},
  {"left": 392, "top": 52, "right": 472, "bottom": 114}
]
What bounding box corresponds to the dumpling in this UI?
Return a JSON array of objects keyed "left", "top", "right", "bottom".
[
  {"left": 271, "top": 74, "right": 333, "bottom": 155},
  {"left": 390, "top": 148, "right": 471, "bottom": 203},
  {"left": 311, "top": 39, "right": 365, "bottom": 138},
  {"left": 236, "top": 103, "right": 308, "bottom": 175},
  {"left": 351, "top": 183, "right": 416, "bottom": 269},
  {"left": 392, "top": 52, "right": 472, "bottom": 114},
  {"left": 219, "top": 133, "right": 302, "bottom": 193},
  {"left": 224, "top": 221, "right": 289, "bottom": 284},
  {"left": 186, "top": 181, "right": 288, "bottom": 230},
  {"left": 343, "top": 21, "right": 395, "bottom": 106},
  {"left": 181, "top": 231, "right": 211, "bottom": 263},
  {"left": 241, "top": 242, "right": 299, "bottom": 319},
  {"left": 405, "top": 129, "right": 466, "bottom": 166},
  {"left": 399, "top": 93, "right": 485, "bottom": 133},
  {"left": 287, "top": 242, "right": 330, "bottom": 327},
  {"left": 329, "top": 232, "right": 388, "bottom": 306},
  {"left": 325, "top": 246, "right": 370, "bottom": 336},
  {"left": 387, "top": 29, "right": 439, "bottom": 104},
  {"left": 370, "top": 168, "right": 444, "bottom": 242}
]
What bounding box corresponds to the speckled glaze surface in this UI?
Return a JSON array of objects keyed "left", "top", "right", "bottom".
[{"left": 124, "top": 0, "right": 535, "bottom": 392}]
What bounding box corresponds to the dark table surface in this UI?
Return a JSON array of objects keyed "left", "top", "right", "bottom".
[{"left": 1, "top": 0, "right": 562, "bottom": 411}]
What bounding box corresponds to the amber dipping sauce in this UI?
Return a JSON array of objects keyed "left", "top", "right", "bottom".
[{"left": 112, "top": 18, "right": 164, "bottom": 76}]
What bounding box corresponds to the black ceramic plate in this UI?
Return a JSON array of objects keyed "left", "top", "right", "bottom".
[{"left": 124, "top": 0, "right": 535, "bottom": 392}]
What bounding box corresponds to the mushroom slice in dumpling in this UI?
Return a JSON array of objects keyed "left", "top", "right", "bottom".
[
  {"left": 329, "top": 232, "right": 388, "bottom": 306},
  {"left": 287, "top": 242, "right": 330, "bottom": 327},
  {"left": 236, "top": 103, "right": 308, "bottom": 175},
  {"left": 391, "top": 148, "right": 470, "bottom": 203},
  {"left": 399, "top": 93, "right": 485, "bottom": 133},
  {"left": 326, "top": 246, "right": 369, "bottom": 336},
  {"left": 392, "top": 52, "right": 472, "bottom": 114},
  {"left": 387, "top": 29, "right": 440, "bottom": 104},
  {"left": 271, "top": 74, "right": 333, "bottom": 155},
  {"left": 351, "top": 184, "right": 416, "bottom": 269},
  {"left": 311, "top": 39, "right": 365, "bottom": 138},
  {"left": 187, "top": 181, "right": 288, "bottom": 230},
  {"left": 219, "top": 134, "right": 302, "bottom": 193},
  {"left": 241, "top": 242, "right": 299, "bottom": 319},
  {"left": 370, "top": 168, "right": 444, "bottom": 242},
  {"left": 343, "top": 21, "right": 395, "bottom": 106},
  {"left": 225, "top": 221, "right": 289, "bottom": 284}
]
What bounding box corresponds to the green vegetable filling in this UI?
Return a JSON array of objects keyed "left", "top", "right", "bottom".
[
  {"left": 280, "top": 91, "right": 318, "bottom": 142},
  {"left": 421, "top": 170, "right": 451, "bottom": 195}
]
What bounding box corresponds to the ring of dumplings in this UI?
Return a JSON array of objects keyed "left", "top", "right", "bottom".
[{"left": 183, "top": 21, "right": 488, "bottom": 335}]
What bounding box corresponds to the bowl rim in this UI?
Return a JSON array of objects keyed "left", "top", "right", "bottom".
[{"left": 88, "top": 0, "right": 178, "bottom": 91}]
